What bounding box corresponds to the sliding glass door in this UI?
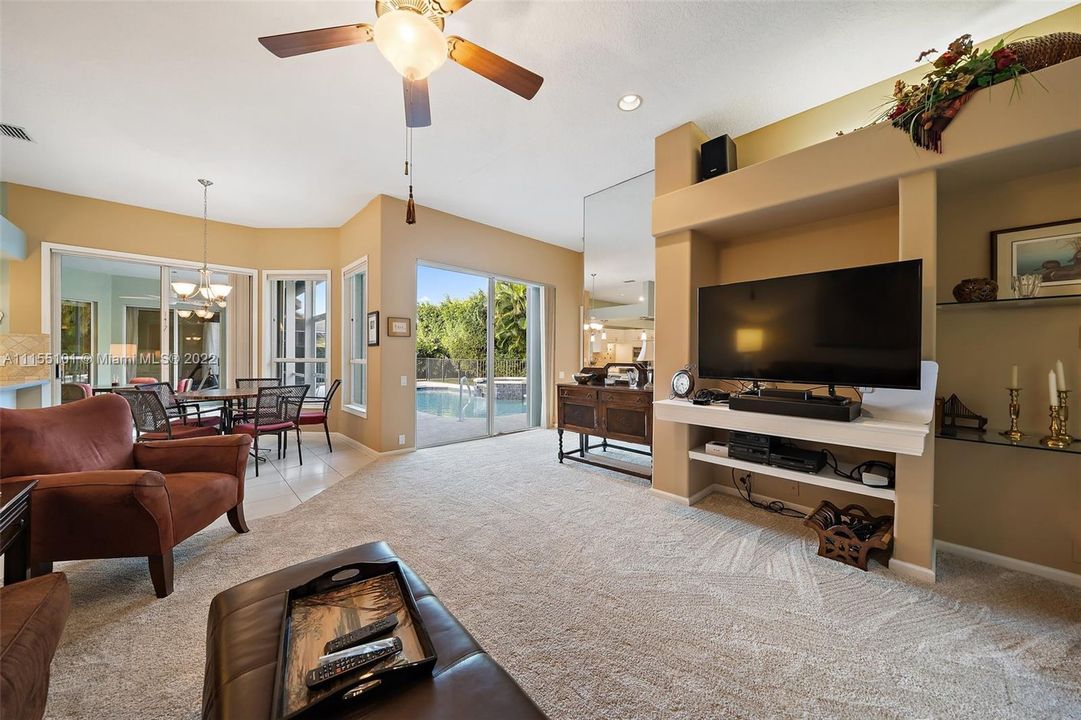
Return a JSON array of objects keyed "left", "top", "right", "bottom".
[
  {"left": 415, "top": 264, "right": 543, "bottom": 448},
  {"left": 49, "top": 247, "right": 253, "bottom": 401}
]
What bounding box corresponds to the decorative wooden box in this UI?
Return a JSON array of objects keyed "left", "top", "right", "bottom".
[{"left": 803, "top": 501, "right": 894, "bottom": 571}]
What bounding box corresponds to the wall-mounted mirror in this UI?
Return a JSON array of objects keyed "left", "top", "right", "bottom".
[{"left": 582, "top": 171, "right": 654, "bottom": 370}]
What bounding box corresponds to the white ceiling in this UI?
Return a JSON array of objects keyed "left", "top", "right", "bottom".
[{"left": 1, "top": 1, "right": 1071, "bottom": 251}]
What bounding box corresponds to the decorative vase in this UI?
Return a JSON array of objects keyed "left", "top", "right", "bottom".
[{"left": 952, "top": 278, "right": 998, "bottom": 303}]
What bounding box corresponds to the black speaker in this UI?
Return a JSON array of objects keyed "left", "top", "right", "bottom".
[{"left": 700, "top": 134, "right": 737, "bottom": 181}]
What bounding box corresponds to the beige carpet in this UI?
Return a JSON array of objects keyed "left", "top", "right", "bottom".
[{"left": 44, "top": 430, "right": 1081, "bottom": 719}]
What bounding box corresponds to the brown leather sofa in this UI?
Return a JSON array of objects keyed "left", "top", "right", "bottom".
[
  {"left": 203, "top": 541, "right": 548, "bottom": 719},
  {"left": 0, "top": 394, "right": 253, "bottom": 598},
  {"left": 1, "top": 573, "right": 71, "bottom": 720}
]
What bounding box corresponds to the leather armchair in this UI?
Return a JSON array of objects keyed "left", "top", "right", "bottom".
[{"left": 0, "top": 394, "right": 252, "bottom": 598}]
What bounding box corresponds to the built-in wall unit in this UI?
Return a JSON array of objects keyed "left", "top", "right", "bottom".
[{"left": 650, "top": 56, "right": 1081, "bottom": 585}]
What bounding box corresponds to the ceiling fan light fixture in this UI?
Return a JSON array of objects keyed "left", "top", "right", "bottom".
[
  {"left": 374, "top": 9, "right": 447, "bottom": 80},
  {"left": 618, "top": 94, "right": 642, "bottom": 112}
]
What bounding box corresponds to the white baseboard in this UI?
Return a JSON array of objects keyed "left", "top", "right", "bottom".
[
  {"left": 888, "top": 557, "right": 937, "bottom": 584},
  {"left": 303, "top": 430, "right": 414, "bottom": 457},
  {"left": 649, "top": 486, "right": 695, "bottom": 505},
  {"left": 935, "top": 540, "right": 1081, "bottom": 589}
]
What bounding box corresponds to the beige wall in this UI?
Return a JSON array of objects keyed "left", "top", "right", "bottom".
[
  {"left": 336, "top": 196, "right": 383, "bottom": 450},
  {"left": 2, "top": 184, "right": 583, "bottom": 454},
  {"left": 935, "top": 165, "right": 1081, "bottom": 574},
  {"left": 732, "top": 5, "right": 1081, "bottom": 167}
]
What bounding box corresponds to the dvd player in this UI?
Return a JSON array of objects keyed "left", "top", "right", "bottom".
[{"left": 769, "top": 445, "right": 826, "bottom": 474}]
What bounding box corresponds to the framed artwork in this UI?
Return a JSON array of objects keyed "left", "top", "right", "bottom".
[
  {"left": 367, "top": 311, "right": 379, "bottom": 346},
  {"left": 991, "top": 218, "right": 1081, "bottom": 299},
  {"left": 387, "top": 316, "right": 411, "bottom": 338}
]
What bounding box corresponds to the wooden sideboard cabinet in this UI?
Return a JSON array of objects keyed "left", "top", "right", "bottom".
[{"left": 556, "top": 383, "right": 653, "bottom": 480}]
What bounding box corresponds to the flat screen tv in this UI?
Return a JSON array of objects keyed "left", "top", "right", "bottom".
[{"left": 698, "top": 260, "right": 922, "bottom": 389}]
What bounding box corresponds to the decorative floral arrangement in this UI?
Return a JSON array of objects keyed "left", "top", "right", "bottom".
[{"left": 878, "top": 34, "right": 1030, "bottom": 152}]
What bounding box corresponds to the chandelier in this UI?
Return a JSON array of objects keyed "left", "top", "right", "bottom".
[
  {"left": 584, "top": 273, "right": 605, "bottom": 342},
  {"left": 171, "top": 179, "right": 232, "bottom": 307}
]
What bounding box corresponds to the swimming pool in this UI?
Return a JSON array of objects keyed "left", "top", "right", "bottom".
[{"left": 416, "top": 387, "right": 526, "bottom": 418}]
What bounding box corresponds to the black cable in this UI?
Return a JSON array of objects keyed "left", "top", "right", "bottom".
[
  {"left": 823, "top": 449, "right": 894, "bottom": 484},
  {"left": 730, "top": 469, "right": 806, "bottom": 519}
]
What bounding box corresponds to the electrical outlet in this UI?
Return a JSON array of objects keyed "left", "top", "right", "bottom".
[
  {"left": 398, "top": 434, "right": 406, "bottom": 446},
  {"left": 400, "top": 375, "right": 407, "bottom": 386}
]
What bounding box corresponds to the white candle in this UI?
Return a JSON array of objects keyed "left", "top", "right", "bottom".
[
  {"left": 1055, "top": 360, "right": 1066, "bottom": 392},
  {"left": 1049, "top": 370, "right": 1059, "bottom": 406},
  {"left": 1010, "top": 365, "right": 1018, "bottom": 388}
]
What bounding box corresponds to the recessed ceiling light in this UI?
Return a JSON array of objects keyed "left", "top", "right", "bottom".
[{"left": 618, "top": 94, "right": 642, "bottom": 112}]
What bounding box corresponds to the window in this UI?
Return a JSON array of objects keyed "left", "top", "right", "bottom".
[
  {"left": 343, "top": 258, "right": 368, "bottom": 415},
  {"left": 267, "top": 273, "right": 329, "bottom": 397}
]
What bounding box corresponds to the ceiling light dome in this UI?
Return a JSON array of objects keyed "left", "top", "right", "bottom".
[{"left": 374, "top": 9, "right": 447, "bottom": 80}]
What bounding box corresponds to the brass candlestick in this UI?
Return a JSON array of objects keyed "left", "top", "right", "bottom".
[
  {"left": 1040, "top": 405, "right": 1069, "bottom": 449},
  {"left": 1057, "top": 389, "right": 1072, "bottom": 444},
  {"left": 1000, "top": 387, "right": 1023, "bottom": 441}
]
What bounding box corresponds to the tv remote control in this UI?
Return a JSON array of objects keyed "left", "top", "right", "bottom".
[
  {"left": 305, "top": 637, "right": 402, "bottom": 690},
  {"left": 323, "top": 615, "right": 399, "bottom": 655}
]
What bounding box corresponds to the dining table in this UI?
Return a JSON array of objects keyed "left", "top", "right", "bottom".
[{"left": 176, "top": 387, "right": 259, "bottom": 433}]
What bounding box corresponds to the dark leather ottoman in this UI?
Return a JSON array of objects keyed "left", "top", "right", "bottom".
[
  {"left": 1, "top": 573, "right": 71, "bottom": 720},
  {"left": 202, "top": 542, "right": 547, "bottom": 719}
]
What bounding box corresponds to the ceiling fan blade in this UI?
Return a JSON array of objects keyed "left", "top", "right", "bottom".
[
  {"left": 258, "top": 23, "right": 373, "bottom": 58},
  {"left": 446, "top": 36, "right": 543, "bottom": 100},
  {"left": 431, "top": 0, "right": 472, "bottom": 14},
  {"left": 404, "top": 78, "right": 432, "bottom": 128}
]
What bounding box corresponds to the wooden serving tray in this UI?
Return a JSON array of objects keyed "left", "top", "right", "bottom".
[{"left": 271, "top": 561, "right": 437, "bottom": 719}]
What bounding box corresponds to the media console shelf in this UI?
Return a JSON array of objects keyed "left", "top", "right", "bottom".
[
  {"left": 654, "top": 399, "right": 930, "bottom": 456},
  {"left": 687, "top": 447, "right": 896, "bottom": 501}
]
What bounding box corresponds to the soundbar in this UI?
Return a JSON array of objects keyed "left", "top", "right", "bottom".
[{"left": 729, "top": 393, "right": 862, "bottom": 422}]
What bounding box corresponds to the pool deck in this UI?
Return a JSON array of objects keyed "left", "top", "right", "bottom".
[
  {"left": 416, "top": 381, "right": 530, "bottom": 447},
  {"left": 416, "top": 410, "right": 530, "bottom": 447}
]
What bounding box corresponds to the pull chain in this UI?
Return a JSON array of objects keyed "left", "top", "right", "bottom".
[{"left": 405, "top": 126, "right": 416, "bottom": 225}]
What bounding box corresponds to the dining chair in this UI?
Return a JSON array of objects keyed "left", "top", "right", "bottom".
[
  {"left": 115, "top": 388, "right": 220, "bottom": 441},
  {"left": 136, "top": 381, "right": 220, "bottom": 429},
  {"left": 233, "top": 377, "right": 281, "bottom": 423},
  {"left": 232, "top": 385, "right": 308, "bottom": 476},
  {"left": 60, "top": 383, "right": 92, "bottom": 404},
  {"left": 297, "top": 379, "right": 341, "bottom": 452}
]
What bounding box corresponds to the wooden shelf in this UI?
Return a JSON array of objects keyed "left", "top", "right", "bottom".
[
  {"left": 937, "top": 294, "right": 1081, "bottom": 311},
  {"left": 689, "top": 447, "right": 896, "bottom": 501},
  {"left": 652, "top": 58, "right": 1081, "bottom": 241},
  {"left": 654, "top": 399, "right": 929, "bottom": 456}
]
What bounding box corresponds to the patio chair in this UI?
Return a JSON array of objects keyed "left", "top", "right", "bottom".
[
  {"left": 115, "top": 388, "right": 220, "bottom": 441},
  {"left": 233, "top": 385, "right": 308, "bottom": 476},
  {"left": 135, "top": 381, "right": 220, "bottom": 429},
  {"left": 297, "top": 379, "right": 341, "bottom": 451}
]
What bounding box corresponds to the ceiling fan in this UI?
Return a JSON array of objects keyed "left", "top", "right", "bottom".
[{"left": 258, "top": 0, "right": 544, "bottom": 128}]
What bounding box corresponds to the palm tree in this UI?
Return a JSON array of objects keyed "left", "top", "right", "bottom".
[{"left": 494, "top": 281, "right": 527, "bottom": 361}]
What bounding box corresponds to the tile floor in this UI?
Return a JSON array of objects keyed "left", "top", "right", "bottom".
[{"left": 205, "top": 431, "right": 378, "bottom": 530}]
